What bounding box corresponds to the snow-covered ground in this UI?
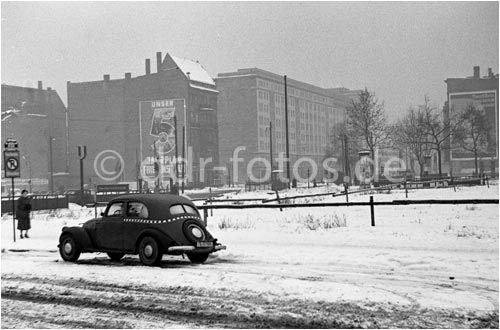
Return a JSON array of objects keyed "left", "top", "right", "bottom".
[{"left": 1, "top": 184, "right": 498, "bottom": 327}]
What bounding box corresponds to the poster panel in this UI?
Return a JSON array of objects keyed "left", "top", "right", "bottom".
[{"left": 139, "top": 99, "right": 186, "bottom": 187}]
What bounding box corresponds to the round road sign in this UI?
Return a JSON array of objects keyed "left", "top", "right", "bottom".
[{"left": 6, "top": 157, "right": 19, "bottom": 171}]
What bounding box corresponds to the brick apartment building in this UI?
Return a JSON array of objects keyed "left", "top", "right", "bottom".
[
  {"left": 1, "top": 82, "right": 67, "bottom": 193},
  {"left": 67, "top": 52, "right": 219, "bottom": 190},
  {"left": 215, "top": 68, "right": 354, "bottom": 184},
  {"left": 444, "top": 66, "right": 499, "bottom": 176}
]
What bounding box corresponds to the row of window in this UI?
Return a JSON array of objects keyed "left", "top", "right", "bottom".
[
  {"left": 257, "top": 78, "right": 336, "bottom": 106},
  {"left": 106, "top": 201, "right": 198, "bottom": 218}
]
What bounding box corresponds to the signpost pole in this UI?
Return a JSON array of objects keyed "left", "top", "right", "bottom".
[
  {"left": 11, "top": 177, "right": 16, "bottom": 242},
  {"left": 4, "top": 138, "right": 20, "bottom": 243}
]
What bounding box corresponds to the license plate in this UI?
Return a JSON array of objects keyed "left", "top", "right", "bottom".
[{"left": 197, "top": 241, "right": 213, "bottom": 248}]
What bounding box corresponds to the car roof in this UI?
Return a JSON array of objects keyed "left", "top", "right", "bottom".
[{"left": 108, "top": 193, "right": 196, "bottom": 218}]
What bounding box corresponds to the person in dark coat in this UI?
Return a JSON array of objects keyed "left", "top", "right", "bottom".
[{"left": 16, "top": 190, "right": 32, "bottom": 238}]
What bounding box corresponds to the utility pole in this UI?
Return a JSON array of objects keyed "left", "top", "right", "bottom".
[
  {"left": 77, "top": 145, "right": 87, "bottom": 199},
  {"left": 182, "top": 126, "right": 185, "bottom": 193},
  {"left": 153, "top": 142, "right": 159, "bottom": 191},
  {"left": 49, "top": 136, "right": 55, "bottom": 194},
  {"left": 284, "top": 75, "right": 290, "bottom": 188},
  {"left": 343, "top": 134, "right": 350, "bottom": 183},
  {"left": 174, "top": 115, "right": 178, "bottom": 187},
  {"left": 268, "top": 121, "right": 273, "bottom": 169}
]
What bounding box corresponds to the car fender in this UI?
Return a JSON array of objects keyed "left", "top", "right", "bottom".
[
  {"left": 60, "top": 226, "right": 94, "bottom": 251},
  {"left": 135, "top": 228, "right": 174, "bottom": 253}
]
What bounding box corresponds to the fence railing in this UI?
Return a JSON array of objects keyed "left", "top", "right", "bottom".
[
  {"left": 197, "top": 198, "right": 499, "bottom": 226},
  {"left": 1, "top": 195, "right": 69, "bottom": 213}
]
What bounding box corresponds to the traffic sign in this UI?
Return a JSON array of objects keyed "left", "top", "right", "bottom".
[
  {"left": 4, "top": 150, "right": 20, "bottom": 178},
  {"left": 4, "top": 138, "right": 18, "bottom": 150}
]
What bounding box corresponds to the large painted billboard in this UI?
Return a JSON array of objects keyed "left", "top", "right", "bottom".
[
  {"left": 139, "top": 99, "right": 186, "bottom": 188},
  {"left": 449, "top": 91, "right": 498, "bottom": 160}
]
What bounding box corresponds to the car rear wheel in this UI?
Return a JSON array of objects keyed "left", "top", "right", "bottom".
[
  {"left": 107, "top": 252, "right": 125, "bottom": 261},
  {"left": 138, "top": 236, "right": 162, "bottom": 266},
  {"left": 187, "top": 253, "right": 209, "bottom": 264},
  {"left": 59, "top": 235, "right": 81, "bottom": 262}
]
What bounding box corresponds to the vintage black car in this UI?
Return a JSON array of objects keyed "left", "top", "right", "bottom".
[{"left": 58, "top": 194, "right": 226, "bottom": 266}]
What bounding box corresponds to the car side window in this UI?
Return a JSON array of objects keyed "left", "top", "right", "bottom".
[
  {"left": 170, "top": 204, "right": 199, "bottom": 216},
  {"left": 127, "top": 202, "right": 149, "bottom": 218},
  {"left": 183, "top": 205, "right": 199, "bottom": 216},
  {"left": 169, "top": 204, "right": 185, "bottom": 216},
  {"left": 106, "top": 202, "right": 124, "bottom": 217}
]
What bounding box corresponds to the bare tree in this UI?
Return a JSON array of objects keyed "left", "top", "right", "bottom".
[
  {"left": 346, "top": 88, "right": 390, "bottom": 174},
  {"left": 393, "top": 107, "right": 432, "bottom": 177},
  {"left": 453, "top": 103, "right": 490, "bottom": 175},
  {"left": 421, "top": 96, "right": 462, "bottom": 176}
]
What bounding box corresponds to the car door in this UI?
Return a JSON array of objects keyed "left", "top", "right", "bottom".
[
  {"left": 122, "top": 201, "right": 150, "bottom": 252},
  {"left": 95, "top": 201, "right": 125, "bottom": 251}
]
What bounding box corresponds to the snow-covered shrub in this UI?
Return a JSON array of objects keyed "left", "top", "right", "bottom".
[
  {"left": 217, "top": 216, "right": 256, "bottom": 230},
  {"left": 465, "top": 205, "right": 478, "bottom": 211},
  {"left": 301, "top": 213, "right": 347, "bottom": 230}
]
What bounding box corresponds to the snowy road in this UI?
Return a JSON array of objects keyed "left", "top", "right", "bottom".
[
  {"left": 1, "top": 249, "right": 498, "bottom": 328},
  {"left": 1, "top": 185, "right": 498, "bottom": 328}
]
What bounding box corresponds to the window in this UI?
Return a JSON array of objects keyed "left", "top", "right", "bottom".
[
  {"left": 106, "top": 202, "right": 124, "bottom": 217},
  {"left": 170, "top": 204, "right": 199, "bottom": 216},
  {"left": 127, "top": 202, "right": 149, "bottom": 218}
]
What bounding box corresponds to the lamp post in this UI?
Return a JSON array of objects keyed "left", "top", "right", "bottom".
[
  {"left": 265, "top": 122, "right": 273, "bottom": 170},
  {"left": 49, "top": 136, "right": 55, "bottom": 194},
  {"left": 22, "top": 155, "right": 32, "bottom": 193},
  {"left": 284, "top": 75, "right": 291, "bottom": 188}
]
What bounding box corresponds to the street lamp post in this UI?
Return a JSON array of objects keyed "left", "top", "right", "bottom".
[
  {"left": 22, "top": 155, "right": 32, "bottom": 193},
  {"left": 265, "top": 121, "right": 273, "bottom": 170},
  {"left": 49, "top": 136, "right": 55, "bottom": 194}
]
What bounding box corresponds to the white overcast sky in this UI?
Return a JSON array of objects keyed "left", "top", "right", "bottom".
[{"left": 1, "top": 1, "right": 498, "bottom": 118}]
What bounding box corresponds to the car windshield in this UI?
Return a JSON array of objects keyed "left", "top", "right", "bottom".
[{"left": 169, "top": 204, "right": 199, "bottom": 216}]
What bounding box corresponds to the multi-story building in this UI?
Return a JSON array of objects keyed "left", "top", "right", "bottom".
[
  {"left": 67, "top": 52, "right": 219, "bottom": 190},
  {"left": 444, "top": 66, "right": 499, "bottom": 176},
  {"left": 1, "top": 82, "right": 67, "bottom": 193},
  {"left": 215, "top": 68, "right": 352, "bottom": 184}
]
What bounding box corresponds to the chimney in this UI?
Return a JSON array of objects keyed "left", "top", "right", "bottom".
[
  {"left": 125, "top": 72, "right": 131, "bottom": 80},
  {"left": 473, "top": 66, "right": 480, "bottom": 78},
  {"left": 488, "top": 68, "right": 493, "bottom": 77},
  {"left": 47, "top": 87, "right": 52, "bottom": 91},
  {"left": 103, "top": 74, "right": 110, "bottom": 82},
  {"left": 156, "top": 52, "right": 162, "bottom": 73},
  {"left": 145, "top": 59, "right": 151, "bottom": 75},
  {"left": 38, "top": 81, "right": 43, "bottom": 90}
]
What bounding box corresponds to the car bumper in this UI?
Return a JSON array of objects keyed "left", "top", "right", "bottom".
[{"left": 167, "top": 244, "right": 227, "bottom": 253}]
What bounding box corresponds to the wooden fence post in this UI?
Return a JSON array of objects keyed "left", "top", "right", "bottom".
[
  {"left": 404, "top": 181, "right": 408, "bottom": 198},
  {"left": 344, "top": 183, "right": 349, "bottom": 203},
  {"left": 275, "top": 191, "right": 283, "bottom": 212},
  {"left": 370, "top": 196, "right": 375, "bottom": 227},
  {"left": 203, "top": 207, "right": 208, "bottom": 226}
]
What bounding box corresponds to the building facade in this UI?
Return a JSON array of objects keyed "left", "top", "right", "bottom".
[
  {"left": 1, "top": 82, "right": 68, "bottom": 193},
  {"left": 67, "top": 52, "right": 219, "bottom": 190},
  {"left": 215, "top": 68, "right": 352, "bottom": 184},
  {"left": 444, "top": 66, "right": 499, "bottom": 176}
]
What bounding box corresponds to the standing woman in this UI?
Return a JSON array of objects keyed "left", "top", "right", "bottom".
[{"left": 17, "top": 190, "right": 32, "bottom": 238}]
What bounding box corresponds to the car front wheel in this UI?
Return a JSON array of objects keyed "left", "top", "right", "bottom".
[
  {"left": 187, "top": 253, "right": 209, "bottom": 264},
  {"left": 138, "top": 236, "right": 162, "bottom": 266},
  {"left": 59, "top": 235, "right": 81, "bottom": 262}
]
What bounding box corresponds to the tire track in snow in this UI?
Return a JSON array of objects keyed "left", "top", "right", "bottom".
[{"left": 2, "top": 274, "right": 498, "bottom": 329}]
